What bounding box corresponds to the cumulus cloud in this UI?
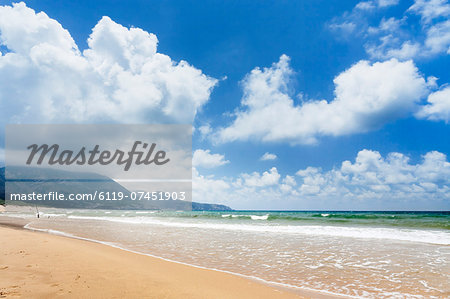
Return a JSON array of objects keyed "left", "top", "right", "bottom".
[
  {"left": 332, "top": 0, "right": 450, "bottom": 60},
  {"left": 192, "top": 149, "right": 229, "bottom": 168},
  {"left": 296, "top": 149, "right": 450, "bottom": 201},
  {"left": 193, "top": 166, "right": 290, "bottom": 209},
  {"left": 193, "top": 150, "right": 450, "bottom": 209},
  {"left": 216, "top": 55, "right": 430, "bottom": 144},
  {"left": 416, "top": 86, "right": 450, "bottom": 122},
  {"left": 260, "top": 152, "right": 277, "bottom": 161},
  {"left": 197, "top": 124, "right": 212, "bottom": 140},
  {"left": 280, "top": 175, "right": 297, "bottom": 194},
  {"left": 0, "top": 2, "right": 217, "bottom": 126},
  {"left": 192, "top": 167, "right": 230, "bottom": 201},
  {"left": 241, "top": 167, "right": 280, "bottom": 187}
]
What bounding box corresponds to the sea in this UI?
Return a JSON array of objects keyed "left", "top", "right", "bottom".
[{"left": 2, "top": 208, "right": 449, "bottom": 298}]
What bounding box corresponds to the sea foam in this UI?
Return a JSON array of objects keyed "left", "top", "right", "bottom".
[{"left": 67, "top": 215, "right": 450, "bottom": 245}]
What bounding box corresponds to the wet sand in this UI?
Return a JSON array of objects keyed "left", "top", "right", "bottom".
[{"left": 0, "top": 225, "right": 309, "bottom": 298}]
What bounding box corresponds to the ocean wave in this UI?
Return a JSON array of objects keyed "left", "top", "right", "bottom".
[
  {"left": 67, "top": 215, "right": 450, "bottom": 245},
  {"left": 121, "top": 211, "right": 450, "bottom": 230},
  {"left": 23, "top": 223, "right": 359, "bottom": 299},
  {"left": 220, "top": 214, "right": 269, "bottom": 220},
  {"left": 250, "top": 214, "right": 269, "bottom": 220}
]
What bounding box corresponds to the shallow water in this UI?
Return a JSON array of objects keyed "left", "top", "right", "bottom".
[{"left": 3, "top": 208, "right": 450, "bottom": 298}]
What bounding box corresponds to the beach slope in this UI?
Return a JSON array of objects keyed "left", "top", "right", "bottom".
[{"left": 0, "top": 226, "right": 303, "bottom": 298}]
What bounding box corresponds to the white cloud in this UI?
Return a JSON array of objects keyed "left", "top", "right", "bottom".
[
  {"left": 295, "top": 149, "right": 450, "bottom": 201},
  {"left": 260, "top": 152, "right": 277, "bottom": 161},
  {"left": 389, "top": 41, "right": 421, "bottom": 59},
  {"left": 408, "top": 0, "right": 450, "bottom": 24},
  {"left": 377, "top": 0, "right": 400, "bottom": 8},
  {"left": 416, "top": 86, "right": 450, "bottom": 122},
  {"left": 333, "top": 0, "right": 450, "bottom": 60},
  {"left": 241, "top": 167, "right": 280, "bottom": 187},
  {"left": 356, "top": 1, "right": 376, "bottom": 10},
  {"left": 0, "top": 3, "right": 217, "bottom": 126},
  {"left": 192, "top": 167, "right": 231, "bottom": 203},
  {"left": 0, "top": 2, "right": 77, "bottom": 54},
  {"left": 216, "top": 56, "right": 430, "bottom": 144},
  {"left": 378, "top": 0, "right": 450, "bottom": 59},
  {"left": 197, "top": 124, "right": 212, "bottom": 140},
  {"left": 329, "top": 21, "right": 357, "bottom": 35},
  {"left": 424, "top": 20, "right": 450, "bottom": 55},
  {"left": 282, "top": 175, "right": 296, "bottom": 187},
  {"left": 193, "top": 168, "right": 299, "bottom": 210},
  {"left": 354, "top": 0, "right": 398, "bottom": 10},
  {"left": 367, "top": 17, "right": 404, "bottom": 34},
  {"left": 366, "top": 18, "right": 450, "bottom": 59},
  {"left": 192, "top": 150, "right": 450, "bottom": 210},
  {"left": 192, "top": 149, "right": 229, "bottom": 168},
  {"left": 279, "top": 175, "right": 297, "bottom": 193},
  {"left": 330, "top": 0, "right": 399, "bottom": 36}
]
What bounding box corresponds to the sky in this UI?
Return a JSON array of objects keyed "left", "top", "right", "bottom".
[{"left": 0, "top": 0, "right": 449, "bottom": 210}]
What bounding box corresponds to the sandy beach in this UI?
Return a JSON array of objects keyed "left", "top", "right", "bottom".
[
  {"left": 0, "top": 224, "right": 307, "bottom": 299},
  {"left": 1, "top": 0, "right": 450, "bottom": 298},
  {"left": 1, "top": 208, "right": 448, "bottom": 298}
]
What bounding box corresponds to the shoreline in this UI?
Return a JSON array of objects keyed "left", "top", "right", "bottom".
[
  {"left": 0, "top": 221, "right": 339, "bottom": 298},
  {"left": 0, "top": 209, "right": 447, "bottom": 297},
  {"left": 22, "top": 222, "right": 347, "bottom": 299}
]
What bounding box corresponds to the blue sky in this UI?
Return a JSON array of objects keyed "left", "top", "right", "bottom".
[{"left": 0, "top": 0, "right": 449, "bottom": 210}]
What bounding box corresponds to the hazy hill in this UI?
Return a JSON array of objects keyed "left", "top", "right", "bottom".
[{"left": 0, "top": 167, "right": 232, "bottom": 211}]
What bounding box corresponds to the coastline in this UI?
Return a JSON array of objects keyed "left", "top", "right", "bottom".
[
  {"left": 1, "top": 208, "right": 447, "bottom": 298},
  {"left": 0, "top": 223, "right": 314, "bottom": 298}
]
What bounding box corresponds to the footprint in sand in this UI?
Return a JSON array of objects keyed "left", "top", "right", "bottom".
[
  {"left": 0, "top": 266, "right": 8, "bottom": 270},
  {"left": 1, "top": 286, "right": 20, "bottom": 297}
]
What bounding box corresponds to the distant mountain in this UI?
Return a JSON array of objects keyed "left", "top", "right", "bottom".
[
  {"left": 0, "top": 167, "right": 232, "bottom": 211},
  {"left": 0, "top": 167, "right": 4, "bottom": 204},
  {"left": 191, "top": 202, "right": 232, "bottom": 211},
  {"left": 4, "top": 166, "right": 133, "bottom": 209}
]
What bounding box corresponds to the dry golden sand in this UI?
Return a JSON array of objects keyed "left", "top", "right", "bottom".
[{"left": 0, "top": 225, "right": 314, "bottom": 299}]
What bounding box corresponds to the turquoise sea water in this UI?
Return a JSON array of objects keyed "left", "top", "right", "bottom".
[{"left": 143, "top": 210, "right": 450, "bottom": 229}]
